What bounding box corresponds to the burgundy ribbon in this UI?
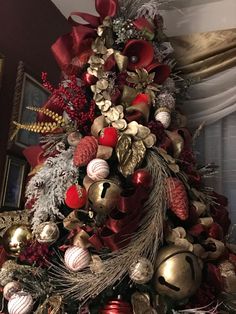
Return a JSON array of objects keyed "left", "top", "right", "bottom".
[
  {"left": 51, "top": 0, "right": 118, "bottom": 74},
  {"left": 81, "top": 186, "right": 149, "bottom": 251}
]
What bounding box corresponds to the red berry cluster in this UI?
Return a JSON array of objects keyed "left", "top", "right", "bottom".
[{"left": 41, "top": 73, "right": 96, "bottom": 134}]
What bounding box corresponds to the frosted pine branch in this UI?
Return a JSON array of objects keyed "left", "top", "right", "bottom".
[{"left": 26, "top": 148, "right": 77, "bottom": 229}]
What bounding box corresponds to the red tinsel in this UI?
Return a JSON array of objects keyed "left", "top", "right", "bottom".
[{"left": 18, "top": 242, "right": 54, "bottom": 267}]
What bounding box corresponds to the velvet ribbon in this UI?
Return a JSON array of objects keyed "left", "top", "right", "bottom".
[
  {"left": 65, "top": 186, "right": 149, "bottom": 252},
  {"left": 51, "top": 0, "right": 118, "bottom": 75}
]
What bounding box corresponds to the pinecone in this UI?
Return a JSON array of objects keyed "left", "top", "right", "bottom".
[
  {"left": 166, "top": 177, "right": 189, "bottom": 220},
  {"left": 73, "top": 136, "right": 98, "bottom": 167}
]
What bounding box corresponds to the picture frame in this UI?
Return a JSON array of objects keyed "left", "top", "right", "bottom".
[
  {"left": 8, "top": 61, "right": 50, "bottom": 149},
  {"left": 0, "top": 53, "right": 4, "bottom": 89},
  {"left": 0, "top": 155, "right": 27, "bottom": 210}
]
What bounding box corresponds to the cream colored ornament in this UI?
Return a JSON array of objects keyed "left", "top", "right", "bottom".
[
  {"left": 34, "top": 222, "right": 60, "bottom": 245},
  {"left": 155, "top": 109, "right": 171, "bottom": 129},
  {"left": 3, "top": 281, "right": 21, "bottom": 300}
]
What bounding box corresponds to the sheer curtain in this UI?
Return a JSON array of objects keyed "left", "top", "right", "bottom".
[{"left": 195, "top": 112, "right": 236, "bottom": 223}]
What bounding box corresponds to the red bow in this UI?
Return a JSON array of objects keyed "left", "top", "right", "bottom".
[{"left": 51, "top": 0, "right": 118, "bottom": 75}]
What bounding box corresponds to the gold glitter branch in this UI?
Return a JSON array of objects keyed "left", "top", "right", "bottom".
[{"left": 10, "top": 107, "right": 66, "bottom": 140}]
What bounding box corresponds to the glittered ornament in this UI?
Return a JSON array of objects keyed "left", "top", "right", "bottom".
[
  {"left": 64, "top": 246, "right": 91, "bottom": 272},
  {"left": 74, "top": 136, "right": 98, "bottom": 167},
  {"left": 128, "top": 257, "right": 154, "bottom": 284},
  {"left": 131, "top": 169, "right": 153, "bottom": 190},
  {"left": 87, "top": 158, "right": 110, "bottom": 181},
  {"left": 157, "top": 92, "right": 175, "bottom": 110},
  {"left": 154, "top": 245, "right": 202, "bottom": 300},
  {"left": 88, "top": 179, "right": 122, "bottom": 215},
  {"left": 100, "top": 298, "right": 133, "bottom": 314},
  {"left": 65, "top": 184, "right": 87, "bottom": 209},
  {"left": 98, "top": 127, "right": 118, "bottom": 148},
  {"left": 8, "top": 292, "right": 33, "bottom": 314},
  {"left": 2, "top": 225, "right": 32, "bottom": 257},
  {"left": 3, "top": 281, "right": 21, "bottom": 300},
  {"left": 166, "top": 177, "right": 189, "bottom": 220},
  {"left": 67, "top": 131, "right": 82, "bottom": 147},
  {"left": 155, "top": 108, "right": 171, "bottom": 129},
  {"left": 0, "top": 260, "right": 18, "bottom": 286},
  {"left": 34, "top": 222, "right": 60, "bottom": 245}
]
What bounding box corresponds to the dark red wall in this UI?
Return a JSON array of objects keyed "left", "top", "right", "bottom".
[{"left": 0, "top": 0, "right": 70, "bottom": 186}]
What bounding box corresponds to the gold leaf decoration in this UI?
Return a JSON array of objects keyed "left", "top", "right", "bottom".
[
  {"left": 0, "top": 210, "right": 30, "bottom": 236},
  {"left": 116, "top": 134, "right": 146, "bottom": 177}
]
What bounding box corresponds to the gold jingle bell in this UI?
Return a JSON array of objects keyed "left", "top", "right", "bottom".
[
  {"left": 154, "top": 245, "right": 202, "bottom": 301},
  {"left": 2, "top": 225, "right": 32, "bottom": 257},
  {"left": 88, "top": 179, "right": 122, "bottom": 215}
]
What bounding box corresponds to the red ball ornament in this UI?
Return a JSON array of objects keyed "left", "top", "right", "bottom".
[
  {"left": 98, "top": 127, "right": 118, "bottom": 148},
  {"left": 100, "top": 299, "right": 133, "bottom": 314},
  {"left": 208, "top": 222, "right": 224, "bottom": 240},
  {"left": 82, "top": 72, "right": 98, "bottom": 86},
  {"left": 131, "top": 169, "right": 153, "bottom": 190},
  {"left": 65, "top": 184, "right": 87, "bottom": 209}
]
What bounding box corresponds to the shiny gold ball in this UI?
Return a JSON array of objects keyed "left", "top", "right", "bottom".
[
  {"left": 154, "top": 245, "right": 202, "bottom": 301},
  {"left": 2, "top": 225, "right": 32, "bottom": 257},
  {"left": 88, "top": 179, "right": 122, "bottom": 215},
  {"left": 34, "top": 222, "right": 60, "bottom": 245},
  {"left": 129, "top": 257, "right": 154, "bottom": 284}
]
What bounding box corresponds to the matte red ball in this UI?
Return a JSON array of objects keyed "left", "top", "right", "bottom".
[
  {"left": 98, "top": 127, "right": 118, "bottom": 148},
  {"left": 65, "top": 184, "right": 87, "bottom": 209},
  {"left": 208, "top": 222, "right": 224, "bottom": 240},
  {"left": 131, "top": 169, "right": 153, "bottom": 190}
]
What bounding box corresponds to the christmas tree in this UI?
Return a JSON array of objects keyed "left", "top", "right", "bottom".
[{"left": 1, "top": 0, "right": 235, "bottom": 313}]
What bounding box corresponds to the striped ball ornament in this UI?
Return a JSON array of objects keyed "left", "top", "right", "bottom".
[
  {"left": 64, "top": 246, "right": 91, "bottom": 272},
  {"left": 86, "top": 158, "right": 110, "bottom": 181},
  {"left": 8, "top": 292, "right": 33, "bottom": 314}
]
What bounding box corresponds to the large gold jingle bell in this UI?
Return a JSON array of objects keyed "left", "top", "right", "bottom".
[
  {"left": 2, "top": 225, "right": 32, "bottom": 257},
  {"left": 88, "top": 179, "right": 122, "bottom": 215},
  {"left": 154, "top": 245, "right": 202, "bottom": 301}
]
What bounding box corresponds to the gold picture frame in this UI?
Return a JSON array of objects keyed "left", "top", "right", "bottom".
[
  {"left": 0, "top": 155, "right": 27, "bottom": 209},
  {"left": 8, "top": 61, "right": 50, "bottom": 149}
]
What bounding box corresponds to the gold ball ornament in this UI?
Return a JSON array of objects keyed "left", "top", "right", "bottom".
[
  {"left": 34, "top": 222, "right": 60, "bottom": 245},
  {"left": 2, "top": 225, "right": 32, "bottom": 257},
  {"left": 129, "top": 257, "right": 154, "bottom": 284},
  {"left": 154, "top": 245, "right": 202, "bottom": 301},
  {"left": 88, "top": 179, "right": 122, "bottom": 215}
]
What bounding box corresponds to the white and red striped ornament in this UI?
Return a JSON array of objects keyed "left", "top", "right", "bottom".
[
  {"left": 8, "top": 292, "right": 33, "bottom": 314},
  {"left": 64, "top": 246, "right": 91, "bottom": 272},
  {"left": 86, "top": 158, "right": 110, "bottom": 181}
]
